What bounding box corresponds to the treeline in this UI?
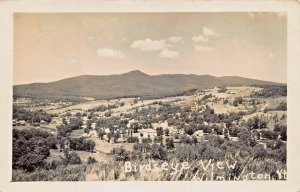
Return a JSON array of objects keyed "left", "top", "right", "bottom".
[
  {"left": 13, "top": 129, "right": 57, "bottom": 171},
  {"left": 111, "top": 133, "right": 286, "bottom": 164},
  {"left": 13, "top": 128, "right": 98, "bottom": 173},
  {"left": 57, "top": 117, "right": 83, "bottom": 137},
  {"left": 265, "top": 101, "right": 287, "bottom": 111},
  {"left": 13, "top": 95, "right": 88, "bottom": 104},
  {"left": 69, "top": 137, "right": 96, "bottom": 152},
  {"left": 87, "top": 104, "right": 118, "bottom": 112},
  {"left": 252, "top": 85, "right": 287, "bottom": 98},
  {"left": 13, "top": 107, "right": 53, "bottom": 123}
]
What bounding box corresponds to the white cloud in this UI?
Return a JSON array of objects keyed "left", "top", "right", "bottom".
[
  {"left": 159, "top": 48, "right": 178, "bottom": 59},
  {"left": 131, "top": 38, "right": 166, "bottom": 51},
  {"left": 169, "top": 36, "right": 182, "bottom": 43},
  {"left": 97, "top": 48, "right": 125, "bottom": 58},
  {"left": 192, "top": 34, "right": 209, "bottom": 42},
  {"left": 203, "top": 27, "right": 220, "bottom": 37},
  {"left": 195, "top": 45, "right": 215, "bottom": 51}
]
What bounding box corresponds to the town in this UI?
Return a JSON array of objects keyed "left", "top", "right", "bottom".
[{"left": 12, "top": 85, "right": 287, "bottom": 181}]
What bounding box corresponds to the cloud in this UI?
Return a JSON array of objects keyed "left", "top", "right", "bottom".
[
  {"left": 195, "top": 45, "right": 215, "bottom": 51},
  {"left": 131, "top": 38, "right": 166, "bottom": 51},
  {"left": 203, "top": 27, "right": 220, "bottom": 37},
  {"left": 97, "top": 48, "right": 125, "bottom": 58},
  {"left": 192, "top": 34, "right": 209, "bottom": 42},
  {"left": 159, "top": 48, "right": 178, "bottom": 59},
  {"left": 169, "top": 36, "right": 182, "bottom": 43}
]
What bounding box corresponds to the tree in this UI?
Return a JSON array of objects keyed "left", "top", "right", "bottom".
[
  {"left": 150, "top": 144, "right": 167, "bottom": 160},
  {"left": 203, "top": 126, "right": 213, "bottom": 134},
  {"left": 62, "top": 117, "right": 68, "bottom": 125},
  {"left": 131, "top": 122, "right": 139, "bottom": 133},
  {"left": 223, "top": 99, "right": 229, "bottom": 105},
  {"left": 237, "top": 130, "right": 257, "bottom": 147},
  {"left": 13, "top": 129, "right": 54, "bottom": 171},
  {"left": 253, "top": 144, "right": 267, "bottom": 159},
  {"left": 165, "top": 138, "right": 174, "bottom": 149},
  {"left": 97, "top": 129, "right": 106, "bottom": 140},
  {"left": 214, "top": 125, "right": 223, "bottom": 135},
  {"left": 84, "top": 128, "right": 90, "bottom": 134},
  {"left": 87, "top": 157, "right": 98, "bottom": 164},
  {"left": 164, "top": 128, "right": 170, "bottom": 136},
  {"left": 156, "top": 127, "right": 163, "bottom": 136},
  {"left": 218, "top": 86, "right": 227, "bottom": 93},
  {"left": 233, "top": 97, "right": 243, "bottom": 107},
  {"left": 184, "top": 126, "right": 195, "bottom": 135},
  {"left": 66, "top": 152, "right": 82, "bottom": 165},
  {"left": 17, "top": 153, "right": 45, "bottom": 172},
  {"left": 274, "top": 124, "right": 287, "bottom": 141},
  {"left": 112, "top": 147, "right": 130, "bottom": 161}
]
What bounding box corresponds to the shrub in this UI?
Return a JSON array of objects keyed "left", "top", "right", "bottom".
[
  {"left": 87, "top": 157, "right": 98, "bottom": 164},
  {"left": 111, "top": 147, "right": 130, "bottom": 162},
  {"left": 127, "top": 136, "right": 139, "bottom": 143},
  {"left": 150, "top": 144, "right": 167, "bottom": 160},
  {"left": 64, "top": 150, "right": 82, "bottom": 165},
  {"left": 69, "top": 137, "right": 96, "bottom": 152},
  {"left": 165, "top": 138, "right": 175, "bottom": 149},
  {"left": 164, "top": 128, "right": 170, "bottom": 136},
  {"left": 233, "top": 97, "right": 243, "bottom": 107}
]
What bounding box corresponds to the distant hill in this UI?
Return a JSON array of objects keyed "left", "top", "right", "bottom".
[{"left": 13, "top": 70, "right": 284, "bottom": 99}]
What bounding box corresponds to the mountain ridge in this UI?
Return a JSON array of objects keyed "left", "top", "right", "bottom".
[{"left": 13, "top": 70, "right": 285, "bottom": 99}]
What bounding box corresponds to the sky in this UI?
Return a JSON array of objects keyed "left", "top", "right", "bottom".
[{"left": 13, "top": 12, "right": 286, "bottom": 85}]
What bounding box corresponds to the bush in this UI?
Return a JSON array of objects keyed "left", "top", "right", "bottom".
[
  {"left": 69, "top": 137, "right": 96, "bottom": 152},
  {"left": 87, "top": 157, "right": 98, "bottom": 164},
  {"left": 164, "top": 128, "right": 170, "bottom": 136},
  {"left": 111, "top": 147, "right": 130, "bottom": 161},
  {"left": 150, "top": 144, "right": 167, "bottom": 160},
  {"left": 233, "top": 97, "right": 243, "bottom": 107},
  {"left": 127, "top": 136, "right": 139, "bottom": 143},
  {"left": 12, "top": 164, "right": 86, "bottom": 181},
  {"left": 64, "top": 150, "right": 82, "bottom": 165},
  {"left": 165, "top": 138, "right": 175, "bottom": 149},
  {"left": 247, "top": 116, "right": 267, "bottom": 130},
  {"left": 252, "top": 85, "right": 287, "bottom": 98}
]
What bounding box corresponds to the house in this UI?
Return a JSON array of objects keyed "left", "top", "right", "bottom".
[
  {"left": 89, "top": 130, "right": 97, "bottom": 136},
  {"left": 193, "top": 130, "right": 204, "bottom": 138},
  {"left": 19, "top": 120, "right": 26, "bottom": 126},
  {"left": 104, "top": 128, "right": 110, "bottom": 134},
  {"left": 82, "top": 133, "right": 90, "bottom": 137},
  {"left": 118, "top": 134, "right": 127, "bottom": 142},
  {"left": 138, "top": 136, "right": 144, "bottom": 143},
  {"left": 110, "top": 137, "right": 116, "bottom": 143}
]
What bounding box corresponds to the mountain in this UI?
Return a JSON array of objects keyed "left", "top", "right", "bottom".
[{"left": 13, "top": 70, "right": 284, "bottom": 99}]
